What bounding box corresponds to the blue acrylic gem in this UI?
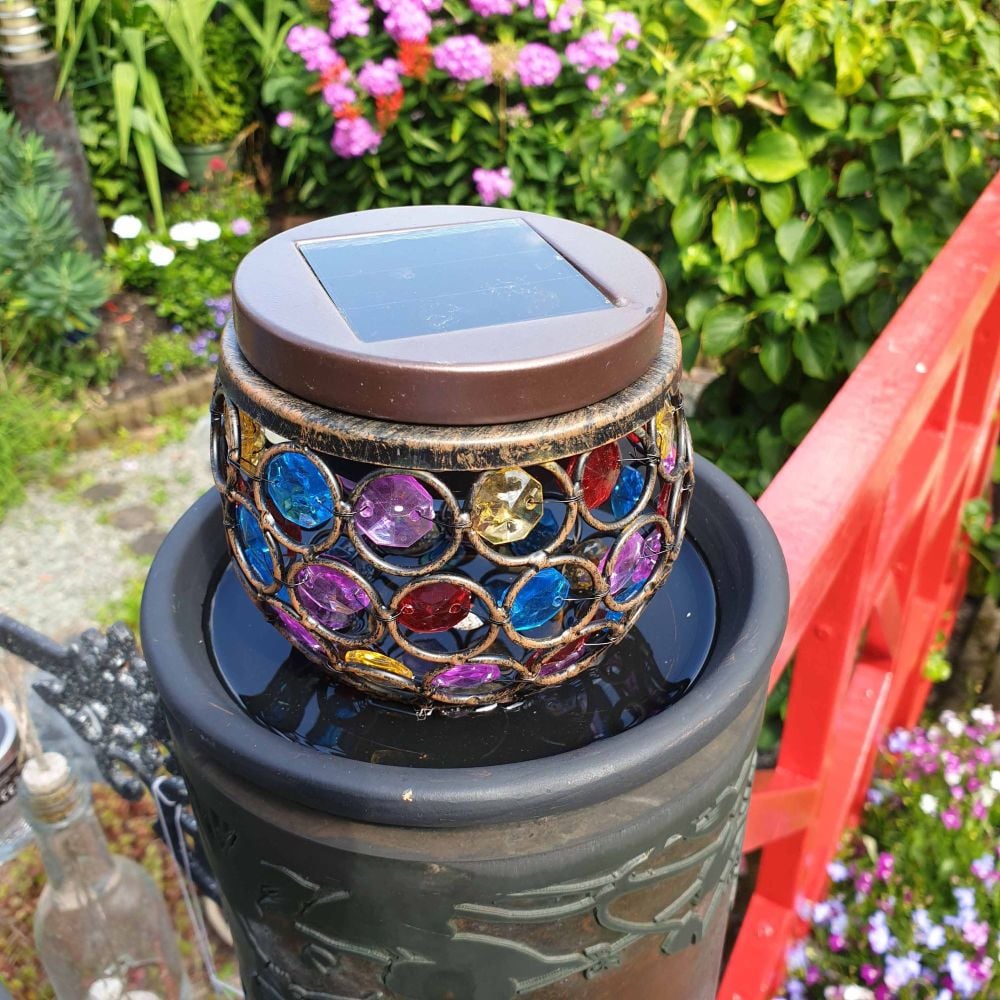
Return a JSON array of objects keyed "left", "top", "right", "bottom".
[
  {"left": 509, "top": 568, "right": 570, "bottom": 632},
  {"left": 235, "top": 506, "right": 274, "bottom": 586},
  {"left": 264, "top": 452, "right": 334, "bottom": 528},
  {"left": 510, "top": 508, "right": 560, "bottom": 556},
  {"left": 610, "top": 465, "right": 644, "bottom": 519}
]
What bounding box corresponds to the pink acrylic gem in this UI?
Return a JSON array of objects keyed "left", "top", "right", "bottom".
[
  {"left": 355, "top": 474, "right": 435, "bottom": 549},
  {"left": 431, "top": 662, "right": 501, "bottom": 689},
  {"left": 296, "top": 563, "right": 370, "bottom": 630},
  {"left": 632, "top": 530, "right": 663, "bottom": 586},
  {"left": 661, "top": 443, "right": 678, "bottom": 476}
]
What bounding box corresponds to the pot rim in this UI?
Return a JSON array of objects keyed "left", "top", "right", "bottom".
[{"left": 142, "top": 457, "right": 787, "bottom": 828}]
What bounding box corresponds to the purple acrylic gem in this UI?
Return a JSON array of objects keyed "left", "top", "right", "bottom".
[
  {"left": 296, "top": 563, "right": 371, "bottom": 630},
  {"left": 431, "top": 662, "right": 501, "bottom": 689},
  {"left": 276, "top": 609, "right": 322, "bottom": 653},
  {"left": 661, "top": 443, "right": 678, "bottom": 476},
  {"left": 355, "top": 474, "right": 435, "bottom": 549},
  {"left": 536, "top": 637, "right": 588, "bottom": 677},
  {"left": 632, "top": 529, "right": 663, "bottom": 586},
  {"left": 600, "top": 532, "right": 643, "bottom": 594}
]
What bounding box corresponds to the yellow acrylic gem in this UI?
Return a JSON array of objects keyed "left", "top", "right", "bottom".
[
  {"left": 470, "top": 467, "right": 544, "bottom": 545},
  {"left": 344, "top": 649, "right": 413, "bottom": 679},
  {"left": 238, "top": 410, "right": 265, "bottom": 473},
  {"left": 655, "top": 408, "right": 677, "bottom": 474}
]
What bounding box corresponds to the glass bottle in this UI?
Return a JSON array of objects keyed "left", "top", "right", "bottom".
[
  {"left": 0, "top": 705, "right": 32, "bottom": 862},
  {"left": 19, "top": 751, "right": 192, "bottom": 1000}
]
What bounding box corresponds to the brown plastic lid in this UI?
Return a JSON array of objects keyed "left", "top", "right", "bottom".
[{"left": 232, "top": 206, "right": 667, "bottom": 425}]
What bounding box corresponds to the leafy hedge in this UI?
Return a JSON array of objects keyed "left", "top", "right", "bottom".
[{"left": 265, "top": 0, "right": 998, "bottom": 494}]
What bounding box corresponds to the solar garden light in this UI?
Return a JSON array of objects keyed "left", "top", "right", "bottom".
[{"left": 142, "top": 207, "right": 788, "bottom": 999}]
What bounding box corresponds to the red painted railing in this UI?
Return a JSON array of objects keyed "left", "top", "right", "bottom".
[{"left": 720, "top": 172, "right": 1000, "bottom": 1000}]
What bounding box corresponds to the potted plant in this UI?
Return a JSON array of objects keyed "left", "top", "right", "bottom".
[{"left": 156, "top": 13, "right": 255, "bottom": 186}]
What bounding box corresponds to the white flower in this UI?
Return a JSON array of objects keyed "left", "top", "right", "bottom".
[
  {"left": 944, "top": 769, "right": 962, "bottom": 786},
  {"left": 920, "top": 793, "right": 939, "bottom": 814},
  {"left": 944, "top": 714, "right": 965, "bottom": 738},
  {"left": 168, "top": 221, "right": 199, "bottom": 247},
  {"left": 111, "top": 214, "right": 142, "bottom": 239},
  {"left": 990, "top": 770, "right": 1000, "bottom": 792},
  {"left": 843, "top": 988, "right": 875, "bottom": 1000},
  {"left": 192, "top": 219, "right": 221, "bottom": 242},
  {"left": 981, "top": 787, "right": 996, "bottom": 808},
  {"left": 147, "top": 241, "right": 175, "bottom": 267},
  {"left": 971, "top": 705, "right": 995, "bottom": 728}
]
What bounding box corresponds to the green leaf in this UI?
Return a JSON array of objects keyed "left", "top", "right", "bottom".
[
  {"left": 711, "top": 199, "right": 759, "bottom": 263},
  {"left": 650, "top": 148, "right": 689, "bottom": 206},
  {"left": 942, "top": 135, "right": 971, "bottom": 181},
  {"left": 837, "top": 161, "right": 872, "bottom": 197},
  {"left": 745, "top": 250, "right": 779, "bottom": 297},
  {"left": 745, "top": 131, "right": 809, "bottom": 183},
  {"left": 837, "top": 258, "right": 878, "bottom": 303},
  {"left": 684, "top": 289, "right": 722, "bottom": 332},
  {"left": 701, "top": 304, "right": 748, "bottom": 357},
  {"left": 110, "top": 62, "right": 138, "bottom": 164},
  {"left": 466, "top": 99, "right": 494, "bottom": 123},
  {"left": 712, "top": 115, "right": 742, "bottom": 157},
  {"left": 671, "top": 196, "right": 708, "bottom": 247},
  {"left": 784, "top": 259, "right": 830, "bottom": 299},
  {"left": 903, "top": 24, "right": 937, "bottom": 74},
  {"left": 899, "top": 109, "right": 929, "bottom": 165},
  {"left": 780, "top": 402, "right": 818, "bottom": 445},
  {"left": 800, "top": 81, "right": 846, "bottom": 130},
  {"left": 793, "top": 325, "right": 838, "bottom": 379},
  {"left": 759, "top": 336, "right": 791, "bottom": 384},
  {"left": 797, "top": 166, "right": 832, "bottom": 213},
  {"left": 819, "top": 209, "right": 853, "bottom": 256},
  {"left": 775, "top": 218, "right": 817, "bottom": 265},
  {"left": 760, "top": 183, "right": 794, "bottom": 228},
  {"left": 877, "top": 186, "right": 909, "bottom": 225}
]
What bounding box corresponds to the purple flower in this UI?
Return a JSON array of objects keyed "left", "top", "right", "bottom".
[
  {"left": 855, "top": 871, "right": 874, "bottom": 896},
  {"left": 322, "top": 82, "right": 357, "bottom": 111},
  {"left": 828, "top": 933, "right": 846, "bottom": 952},
  {"left": 548, "top": 0, "right": 581, "bottom": 32},
  {"left": 434, "top": 35, "right": 492, "bottom": 81},
  {"left": 887, "top": 729, "right": 911, "bottom": 754},
  {"left": 876, "top": 852, "right": 894, "bottom": 880},
  {"left": 286, "top": 25, "right": 339, "bottom": 72},
  {"left": 329, "top": 0, "right": 370, "bottom": 38},
  {"left": 331, "top": 117, "right": 382, "bottom": 157},
  {"left": 945, "top": 951, "right": 979, "bottom": 998},
  {"left": 606, "top": 10, "right": 640, "bottom": 44},
  {"left": 914, "top": 909, "right": 946, "bottom": 950},
  {"left": 785, "top": 983, "right": 806, "bottom": 1000},
  {"left": 585, "top": 73, "right": 601, "bottom": 91},
  {"left": 885, "top": 953, "right": 922, "bottom": 991},
  {"left": 566, "top": 30, "right": 620, "bottom": 73},
  {"left": 469, "top": 0, "right": 513, "bottom": 13},
  {"left": 472, "top": 166, "right": 513, "bottom": 205},
  {"left": 867, "top": 911, "right": 895, "bottom": 955},
  {"left": 860, "top": 964, "right": 880, "bottom": 985},
  {"left": 827, "top": 860, "right": 850, "bottom": 882},
  {"left": 940, "top": 806, "right": 961, "bottom": 830},
  {"left": 971, "top": 853, "right": 995, "bottom": 882},
  {"left": 786, "top": 940, "right": 807, "bottom": 972},
  {"left": 275, "top": 110, "right": 295, "bottom": 128},
  {"left": 961, "top": 920, "right": 989, "bottom": 948},
  {"left": 516, "top": 43, "right": 561, "bottom": 87},
  {"left": 384, "top": 0, "right": 432, "bottom": 42},
  {"left": 867, "top": 786, "right": 886, "bottom": 806},
  {"left": 357, "top": 58, "right": 403, "bottom": 97},
  {"left": 230, "top": 217, "right": 252, "bottom": 237}
]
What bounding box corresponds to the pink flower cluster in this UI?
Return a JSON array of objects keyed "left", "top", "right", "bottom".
[
  {"left": 332, "top": 116, "right": 382, "bottom": 157},
  {"left": 286, "top": 25, "right": 341, "bottom": 72},
  {"left": 433, "top": 34, "right": 492, "bottom": 82},
  {"left": 383, "top": 0, "right": 432, "bottom": 42},
  {"left": 516, "top": 43, "right": 561, "bottom": 87},
  {"left": 329, "top": 0, "right": 371, "bottom": 39},
  {"left": 469, "top": 0, "right": 514, "bottom": 15},
  {"left": 357, "top": 57, "right": 404, "bottom": 97},
  {"left": 565, "top": 30, "right": 620, "bottom": 73},
  {"left": 472, "top": 166, "right": 513, "bottom": 205}
]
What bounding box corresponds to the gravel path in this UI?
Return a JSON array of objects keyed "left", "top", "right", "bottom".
[{"left": 0, "top": 414, "right": 213, "bottom": 639}]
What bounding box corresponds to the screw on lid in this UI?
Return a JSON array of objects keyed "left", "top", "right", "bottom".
[
  {"left": 21, "top": 751, "right": 70, "bottom": 796},
  {"left": 232, "top": 206, "right": 669, "bottom": 426}
]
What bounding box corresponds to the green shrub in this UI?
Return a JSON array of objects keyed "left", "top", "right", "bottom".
[
  {"left": 0, "top": 112, "right": 114, "bottom": 388},
  {"left": 263, "top": 0, "right": 998, "bottom": 494}
]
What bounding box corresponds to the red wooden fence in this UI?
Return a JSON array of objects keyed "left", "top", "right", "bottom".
[{"left": 720, "top": 171, "right": 1000, "bottom": 1000}]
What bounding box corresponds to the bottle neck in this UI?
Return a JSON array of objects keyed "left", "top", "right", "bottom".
[{"left": 27, "top": 781, "right": 117, "bottom": 896}]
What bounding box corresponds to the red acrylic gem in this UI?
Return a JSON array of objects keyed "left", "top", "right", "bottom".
[
  {"left": 656, "top": 482, "right": 670, "bottom": 518},
  {"left": 397, "top": 582, "right": 472, "bottom": 633},
  {"left": 565, "top": 442, "right": 621, "bottom": 509}
]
